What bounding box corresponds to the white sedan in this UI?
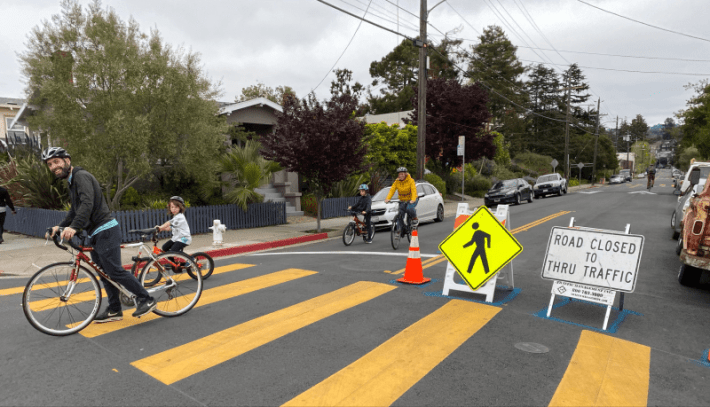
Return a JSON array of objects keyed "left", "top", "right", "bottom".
[{"left": 370, "top": 182, "right": 445, "bottom": 229}]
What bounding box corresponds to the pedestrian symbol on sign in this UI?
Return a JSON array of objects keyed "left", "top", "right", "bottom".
[{"left": 463, "top": 222, "right": 491, "bottom": 274}]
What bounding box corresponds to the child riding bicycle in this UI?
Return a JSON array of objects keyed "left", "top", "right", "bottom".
[
  {"left": 348, "top": 184, "right": 373, "bottom": 243},
  {"left": 384, "top": 167, "right": 418, "bottom": 230},
  {"left": 156, "top": 196, "right": 192, "bottom": 253}
]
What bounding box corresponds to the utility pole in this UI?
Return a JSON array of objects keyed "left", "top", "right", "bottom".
[
  {"left": 416, "top": 0, "right": 427, "bottom": 181},
  {"left": 558, "top": 81, "right": 584, "bottom": 180},
  {"left": 614, "top": 116, "right": 619, "bottom": 150},
  {"left": 592, "top": 97, "right": 601, "bottom": 185}
]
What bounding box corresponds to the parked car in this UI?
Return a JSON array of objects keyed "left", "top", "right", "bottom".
[
  {"left": 609, "top": 174, "right": 625, "bottom": 184},
  {"left": 484, "top": 178, "right": 533, "bottom": 206},
  {"left": 370, "top": 181, "right": 445, "bottom": 229},
  {"left": 619, "top": 169, "right": 632, "bottom": 182},
  {"left": 533, "top": 173, "right": 568, "bottom": 198},
  {"left": 679, "top": 162, "right": 710, "bottom": 195},
  {"left": 671, "top": 180, "right": 706, "bottom": 242}
]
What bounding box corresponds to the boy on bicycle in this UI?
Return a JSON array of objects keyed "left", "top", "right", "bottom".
[
  {"left": 384, "top": 167, "right": 418, "bottom": 230},
  {"left": 647, "top": 165, "right": 656, "bottom": 189},
  {"left": 348, "top": 184, "right": 373, "bottom": 243},
  {"left": 43, "top": 147, "right": 156, "bottom": 323}
]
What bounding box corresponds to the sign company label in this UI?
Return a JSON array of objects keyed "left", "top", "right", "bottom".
[
  {"left": 541, "top": 227, "right": 644, "bottom": 293},
  {"left": 551, "top": 280, "right": 615, "bottom": 306}
]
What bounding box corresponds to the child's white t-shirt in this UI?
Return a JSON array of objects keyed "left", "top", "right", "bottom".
[{"left": 170, "top": 213, "right": 192, "bottom": 245}]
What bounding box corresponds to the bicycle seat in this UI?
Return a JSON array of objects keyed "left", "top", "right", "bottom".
[{"left": 129, "top": 227, "right": 158, "bottom": 236}]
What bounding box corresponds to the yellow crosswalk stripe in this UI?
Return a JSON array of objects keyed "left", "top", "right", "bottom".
[
  {"left": 283, "top": 300, "right": 500, "bottom": 406},
  {"left": 549, "top": 330, "right": 650, "bottom": 407},
  {"left": 78, "top": 268, "right": 315, "bottom": 338},
  {"left": 131, "top": 281, "right": 396, "bottom": 385},
  {"left": 26, "top": 263, "right": 255, "bottom": 310}
]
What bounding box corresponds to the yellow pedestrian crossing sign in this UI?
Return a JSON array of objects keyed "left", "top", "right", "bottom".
[{"left": 438, "top": 206, "right": 523, "bottom": 290}]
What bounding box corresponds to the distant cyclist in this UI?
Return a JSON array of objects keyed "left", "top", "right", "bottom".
[
  {"left": 647, "top": 165, "right": 656, "bottom": 189},
  {"left": 384, "top": 167, "right": 418, "bottom": 229},
  {"left": 348, "top": 184, "right": 373, "bottom": 243}
]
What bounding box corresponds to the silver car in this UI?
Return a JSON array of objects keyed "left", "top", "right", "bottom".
[{"left": 370, "top": 182, "right": 445, "bottom": 229}]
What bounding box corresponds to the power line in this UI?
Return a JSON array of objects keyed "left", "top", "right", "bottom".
[
  {"left": 336, "top": 0, "right": 419, "bottom": 32},
  {"left": 520, "top": 59, "right": 710, "bottom": 76},
  {"left": 316, "top": 0, "right": 414, "bottom": 40},
  {"left": 313, "top": 0, "right": 374, "bottom": 92},
  {"left": 514, "top": 0, "right": 571, "bottom": 65},
  {"left": 577, "top": 0, "right": 710, "bottom": 43}
]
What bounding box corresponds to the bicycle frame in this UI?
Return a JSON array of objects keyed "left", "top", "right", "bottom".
[
  {"left": 350, "top": 213, "right": 369, "bottom": 236},
  {"left": 59, "top": 238, "right": 176, "bottom": 306}
]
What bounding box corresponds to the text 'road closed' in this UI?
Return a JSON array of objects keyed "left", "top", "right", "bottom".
[{"left": 541, "top": 227, "right": 644, "bottom": 293}]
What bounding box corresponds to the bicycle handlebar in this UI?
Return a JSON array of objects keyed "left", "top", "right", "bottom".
[{"left": 46, "top": 227, "right": 82, "bottom": 252}]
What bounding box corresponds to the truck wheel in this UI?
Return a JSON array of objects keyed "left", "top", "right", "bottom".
[{"left": 678, "top": 264, "right": 702, "bottom": 286}]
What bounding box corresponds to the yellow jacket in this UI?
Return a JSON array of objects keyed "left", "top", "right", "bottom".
[{"left": 386, "top": 174, "right": 418, "bottom": 202}]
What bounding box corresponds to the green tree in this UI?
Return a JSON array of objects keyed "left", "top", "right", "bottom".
[
  {"left": 491, "top": 131, "right": 511, "bottom": 167},
  {"left": 367, "top": 37, "right": 461, "bottom": 114},
  {"left": 465, "top": 26, "right": 528, "bottom": 133},
  {"left": 628, "top": 114, "right": 650, "bottom": 142},
  {"left": 237, "top": 82, "right": 296, "bottom": 105},
  {"left": 20, "top": 0, "right": 226, "bottom": 210},
  {"left": 678, "top": 81, "right": 710, "bottom": 158},
  {"left": 362, "top": 122, "right": 417, "bottom": 176}
]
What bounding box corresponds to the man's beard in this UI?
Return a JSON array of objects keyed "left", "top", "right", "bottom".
[{"left": 54, "top": 163, "right": 71, "bottom": 179}]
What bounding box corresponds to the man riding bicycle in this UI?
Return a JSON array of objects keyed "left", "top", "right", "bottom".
[
  {"left": 43, "top": 147, "right": 156, "bottom": 323},
  {"left": 384, "top": 167, "right": 418, "bottom": 230},
  {"left": 647, "top": 165, "right": 656, "bottom": 189}
]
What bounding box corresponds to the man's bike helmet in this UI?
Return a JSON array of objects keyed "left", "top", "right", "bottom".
[
  {"left": 41, "top": 147, "right": 71, "bottom": 162},
  {"left": 396, "top": 167, "right": 408, "bottom": 173},
  {"left": 358, "top": 184, "right": 368, "bottom": 191}
]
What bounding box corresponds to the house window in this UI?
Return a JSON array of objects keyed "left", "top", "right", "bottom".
[{"left": 5, "top": 117, "right": 28, "bottom": 144}]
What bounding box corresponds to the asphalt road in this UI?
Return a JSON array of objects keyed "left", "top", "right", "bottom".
[{"left": 1, "top": 168, "right": 709, "bottom": 406}]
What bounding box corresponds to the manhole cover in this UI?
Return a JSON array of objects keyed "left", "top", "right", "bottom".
[{"left": 514, "top": 342, "right": 550, "bottom": 354}]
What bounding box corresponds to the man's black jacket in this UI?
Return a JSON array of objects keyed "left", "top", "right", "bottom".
[
  {"left": 59, "top": 167, "right": 113, "bottom": 235},
  {"left": 0, "top": 186, "right": 15, "bottom": 211}
]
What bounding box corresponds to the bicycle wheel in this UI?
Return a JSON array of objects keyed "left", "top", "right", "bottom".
[
  {"left": 188, "top": 252, "right": 215, "bottom": 280},
  {"left": 22, "top": 262, "right": 101, "bottom": 336},
  {"left": 391, "top": 220, "right": 402, "bottom": 250},
  {"left": 133, "top": 258, "right": 161, "bottom": 288},
  {"left": 140, "top": 252, "right": 203, "bottom": 317},
  {"left": 343, "top": 224, "right": 355, "bottom": 246}
]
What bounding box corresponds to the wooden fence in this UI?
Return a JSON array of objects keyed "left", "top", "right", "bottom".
[{"left": 4, "top": 202, "right": 286, "bottom": 243}]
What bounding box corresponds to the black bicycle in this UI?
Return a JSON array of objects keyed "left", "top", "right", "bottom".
[{"left": 390, "top": 205, "right": 413, "bottom": 250}]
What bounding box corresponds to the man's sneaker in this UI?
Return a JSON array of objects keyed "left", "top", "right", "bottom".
[
  {"left": 94, "top": 308, "right": 123, "bottom": 323},
  {"left": 132, "top": 297, "right": 157, "bottom": 318},
  {"left": 411, "top": 218, "right": 419, "bottom": 228}
]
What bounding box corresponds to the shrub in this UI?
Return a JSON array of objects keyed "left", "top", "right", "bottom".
[
  {"left": 569, "top": 179, "right": 580, "bottom": 187},
  {"left": 424, "top": 173, "right": 446, "bottom": 196},
  {"left": 301, "top": 194, "right": 317, "bottom": 216},
  {"left": 513, "top": 151, "right": 555, "bottom": 175},
  {"left": 120, "top": 187, "right": 141, "bottom": 208},
  {"left": 464, "top": 175, "right": 492, "bottom": 197}
]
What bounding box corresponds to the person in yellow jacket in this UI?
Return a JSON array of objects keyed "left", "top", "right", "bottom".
[{"left": 384, "top": 167, "right": 419, "bottom": 230}]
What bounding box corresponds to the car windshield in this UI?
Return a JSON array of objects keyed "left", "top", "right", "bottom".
[
  {"left": 493, "top": 180, "right": 517, "bottom": 188},
  {"left": 373, "top": 187, "right": 398, "bottom": 201},
  {"left": 537, "top": 175, "right": 557, "bottom": 183}
]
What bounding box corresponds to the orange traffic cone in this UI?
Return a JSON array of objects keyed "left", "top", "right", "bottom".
[{"left": 397, "top": 230, "right": 431, "bottom": 285}]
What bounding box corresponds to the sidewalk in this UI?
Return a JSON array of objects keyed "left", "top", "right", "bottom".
[
  {"left": 0, "top": 185, "right": 596, "bottom": 278},
  {"left": 0, "top": 199, "right": 481, "bottom": 277}
]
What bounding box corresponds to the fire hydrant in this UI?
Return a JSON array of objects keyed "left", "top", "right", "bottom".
[{"left": 208, "top": 219, "right": 227, "bottom": 246}]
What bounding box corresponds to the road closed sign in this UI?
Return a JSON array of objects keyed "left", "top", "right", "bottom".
[{"left": 541, "top": 226, "right": 644, "bottom": 293}]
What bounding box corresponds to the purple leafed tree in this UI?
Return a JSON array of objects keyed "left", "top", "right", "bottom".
[
  {"left": 261, "top": 92, "right": 367, "bottom": 232},
  {"left": 411, "top": 78, "right": 495, "bottom": 171}
]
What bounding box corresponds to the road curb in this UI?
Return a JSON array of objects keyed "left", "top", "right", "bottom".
[{"left": 196, "top": 233, "right": 331, "bottom": 259}]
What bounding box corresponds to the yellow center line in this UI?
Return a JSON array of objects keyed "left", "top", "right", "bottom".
[
  {"left": 26, "top": 263, "right": 255, "bottom": 311},
  {"left": 282, "top": 300, "right": 500, "bottom": 407},
  {"left": 130, "top": 281, "right": 396, "bottom": 385},
  {"left": 549, "top": 330, "right": 650, "bottom": 407},
  {"left": 78, "top": 268, "right": 315, "bottom": 338}
]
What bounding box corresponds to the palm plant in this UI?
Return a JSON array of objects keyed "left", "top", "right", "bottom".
[
  {"left": 203, "top": 140, "right": 281, "bottom": 211},
  {"left": 9, "top": 154, "right": 69, "bottom": 209}
]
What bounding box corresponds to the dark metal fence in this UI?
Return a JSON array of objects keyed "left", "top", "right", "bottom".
[
  {"left": 4, "top": 202, "right": 287, "bottom": 243},
  {"left": 320, "top": 196, "right": 360, "bottom": 219}
]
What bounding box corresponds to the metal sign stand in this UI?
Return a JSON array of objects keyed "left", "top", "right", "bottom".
[
  {"left": 546, "top": 217, "right": 630, "bottom": 331},
  {"left": 442, "top": 203, "right": 515, "bottom": 303}
]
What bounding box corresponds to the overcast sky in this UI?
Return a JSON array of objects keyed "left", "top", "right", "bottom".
[{"left": 2, "top": 0, "right": 709, "bottom": 128}]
